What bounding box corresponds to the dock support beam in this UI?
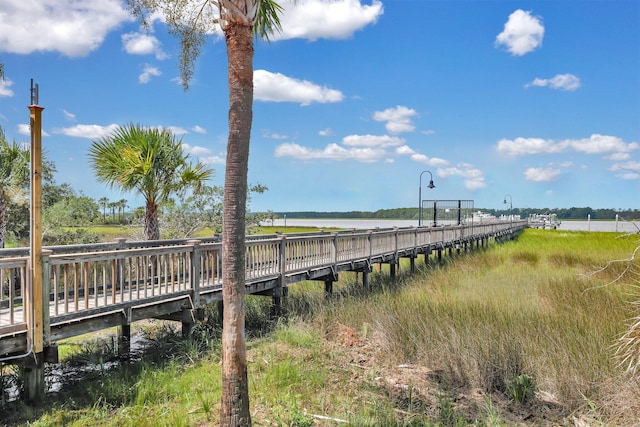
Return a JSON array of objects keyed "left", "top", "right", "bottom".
[
  {"left": 324, "top": 279, "right": 333, "bottom": 298},
  {"left": 270, "top": 296, "right": 282, "bottom": 318},
  {"left": 119, "top": 307, "right": 132, "bottom": 355},
  {"left": 22, "top": 356, "right": 44, "bottom": 403},
  {"left": 119, "top": 324, "right": 131, "bottom": 355}
]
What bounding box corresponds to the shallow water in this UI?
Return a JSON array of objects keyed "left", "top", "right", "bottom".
[{"left": 264, "top": 218, "right": 640, "bottom": 233}]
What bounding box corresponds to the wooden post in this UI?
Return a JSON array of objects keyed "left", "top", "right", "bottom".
[
  {"left": 324, "top": 279, "right": 333, "bottom": 298},
  {"left": 119, "top": 307, "right": 132, "bottom": 356},
  {"left": 41, "top": 249, "right": 58, "bottom": 363},
  {"left": 26, "top": 94, "right": 45, "bottom": 402},
  {"left": 217, "top": 300, "right": 224, "bottom": 323},
  {"left": 272, "top": 235, "right": 287, "bottom": 319},
  {"left": 362, "top": 271, "right": 369, "bottom": 289},
  {"left": 184, "top": 240, "right": 202, "bottom": 336}
]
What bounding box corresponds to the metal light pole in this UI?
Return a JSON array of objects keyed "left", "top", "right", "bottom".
[
  {"left": 503, "top": 194, "right": 512, "bottom": 227},
  {"left": 418, "top": 170, "right": 435, "bottom": 226}
]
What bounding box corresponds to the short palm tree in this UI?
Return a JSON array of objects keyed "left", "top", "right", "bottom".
[
  {"left": 0, "top": 127, "right": 30, "bottom": 248},
  {"left": 88, "top": 124, "right": 213, "bottom": 240}
]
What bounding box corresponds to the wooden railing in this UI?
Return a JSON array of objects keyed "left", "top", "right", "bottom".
[{"left": 1, "top": 220, "right": 526, "bottom": 358}]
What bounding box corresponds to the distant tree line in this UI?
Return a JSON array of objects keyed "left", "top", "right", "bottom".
[{"left": 274, "top": 207, "right": 640, "bottom": 221}]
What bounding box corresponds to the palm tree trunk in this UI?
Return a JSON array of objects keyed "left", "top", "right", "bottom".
[
  {"left": 0, "top": 188, "right": 6, "bottom": 248},
  {"left": 145, "top": 200, "right": 160, "bottom": 241},
  {"left": 220, "top": 20, "right": 253, "bottom": 426}
]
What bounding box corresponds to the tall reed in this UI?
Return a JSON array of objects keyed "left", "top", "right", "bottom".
[{"left": 295, "top": 229, "right": 640, "bottom": 422}]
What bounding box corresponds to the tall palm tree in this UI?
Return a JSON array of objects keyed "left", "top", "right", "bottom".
[
  {"left": 108, "top": 202, "right": 118, "bottom": 222},
  {"left": 118, "top": 198, "right": 128, "bottom": 223},
  {"left": 88, "top": 124, "right": 213, "bottom": 240},
  {"left": 0, "top": 127, "right": 30, "bottom": 248},
  {"left": 98, "top": 197, "right": 109, "bottom": 223},
  {"left": 128, "top": 1, "right": 283, "bottom": 423}
]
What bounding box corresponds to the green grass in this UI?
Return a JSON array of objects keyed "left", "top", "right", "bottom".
[
  {"left": 2, "top": 229, "right": 639, "bottom": 425},
  {"left": 71, "top": 225, "right": 338, "bottom": 242}
]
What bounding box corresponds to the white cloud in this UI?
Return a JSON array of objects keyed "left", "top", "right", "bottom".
[
  {"left": 122, "top": 31, "right": 168, "bottom": 60},
  {"left": 395, "top": 145, "right": 415, "bottom": 156},
  {"left": 274, "top": 142, "right": 386, "bottom": 163},
  {"left": 182, "top": 143, "right": 225, "bottom": 165},
  {"left": 496, "top": 134, "right": 639, "bottom": 157},
  {"left": 319, "top": 128, "right": 334, "bottom": 136},
  {"left": 139, "top": 64, "right": 162, "bottom": 84},
  {"left": 254, "top": 70, "right": 344, "bottom": 105},
  {"left": 409, "top": 153, "right": 449, "bottom": 168},
  {"left": 0, "top": 0, "right": 131, "bottom": 56},
  {"left": 438, "top": 164, "right": 486, "bottom": 190},
  {"left": 342, "top": 134, "right": 405, "bottom": 148},
  {"left": 162, "top": 126, "right": 186, "bottom": 135},
  {"left": 275, "top": 134, "right": 452, "bottom": 169},
  {"left": 277, "top": 0, "right": 383, "bottom": 41},
  {"left": 604, "top": 152, "right": 630, "bottom": 161},
  {"left": 263, "top": 131, "right": 289, "bottom": 140},
  {"left": 200, "top": 155, "right": 226, "bottom": 165},
  {"left": 495, "top": 9, "right": 544, "bottom": 56},
  {"left": 62, "top": 110, "right": 76, "bottom": 121},
  {"left": 182, "top": 143, "right": 210, "bottom": 156},
  {"left": 525, "top": 73, "right": 581, "bottom": 91},
  {"left": 53, "top": 123, "right": 119, "bottom": 139},
  {"left": 171, "top": 76, "right": 185, "bottom": 87},
  {"left": 191, "top": 125, "right": 207, "bottom": 134},
  {"left": 17, "top": 123, "right": 50, "bottom": 137},
  {"left": 609, "top": 161, "right": 640, "bottom": 180},
  {"left": 571, "top": 135, "right": 638, "bottom": 154},
  {"left": 523, "top": 167, "right": 561, "bottom": 182},
  {"left": 394, "top": 145, "right": 449, "bottom": 167},
  {"left": 0, "top": 79, "right": 14, "bottom": 97},
  {"left": 373, "top": 106, "right": 418, "bottom": 134},
  {"left": 17, "top": 124, "right": 30, "bottom": 136},
  {"left": 497, "top": 137, "right": 559, "bottom": 156}
]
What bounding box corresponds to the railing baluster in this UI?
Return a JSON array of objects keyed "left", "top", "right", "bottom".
[{"left": 83, "top": 262, "right": 89, "bottom": 310}]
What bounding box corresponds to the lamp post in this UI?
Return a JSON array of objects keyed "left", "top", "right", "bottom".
[
  {"left": 503, "top": 194, "right": 512, "bottom": 227},
  {"left": 418, "top": 170, "right": 435, "bottom": 226}
]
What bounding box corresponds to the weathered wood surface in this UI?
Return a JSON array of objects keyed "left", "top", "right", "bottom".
[{"left": 0, "top": 221, "right": 525, "bottom": 357}]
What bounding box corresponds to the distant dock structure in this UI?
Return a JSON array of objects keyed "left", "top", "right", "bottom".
[{"left": 528, "top": 213, "right": 561, "bottom": 229}]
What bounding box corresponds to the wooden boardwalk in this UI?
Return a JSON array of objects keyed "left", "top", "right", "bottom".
[{"left": 1, "top": 221, "right": 526, "bottom": 359}]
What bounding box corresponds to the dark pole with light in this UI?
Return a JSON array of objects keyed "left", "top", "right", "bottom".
[
  {"left": 418, "top": 170, "right": 435, "bottom": 226},
  {"left": 503, "top": 194, "right": 512, "bottom": 227}
]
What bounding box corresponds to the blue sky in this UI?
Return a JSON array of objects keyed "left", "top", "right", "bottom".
[{"left": 0, "top": 0, "right": 638, "bottom": 213}]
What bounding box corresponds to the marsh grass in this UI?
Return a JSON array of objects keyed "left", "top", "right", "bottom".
[
  {"left": 3, "top": 229, "right": 639, "bottom": 425},
  {"left": 292, "top": 229, "right": 640, "bottom": 423}
]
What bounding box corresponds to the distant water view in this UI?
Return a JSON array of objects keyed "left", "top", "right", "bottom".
[{"left": 265, "top": 218, "right": 640, "bottom": 233}]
